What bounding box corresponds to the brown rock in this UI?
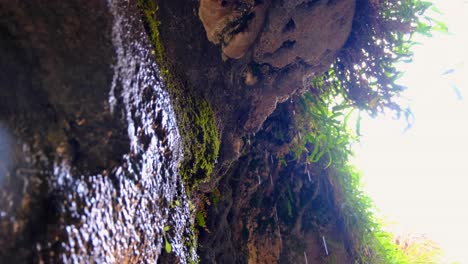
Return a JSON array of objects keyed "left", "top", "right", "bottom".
[
  {"left": 253, "top": 0, "right": 356, "bottom": 69},
  {"left": 222, "top": 0, "right": 270, "bottom": 59},
  {"left": 198, "top": 0, "right": 270, "bottom": 59},
  {"left": 237, "top": 0, "right": 356, "bottom": 133},
  {"left": 198, "top": 0, "right": 240, "bottom": 44}
]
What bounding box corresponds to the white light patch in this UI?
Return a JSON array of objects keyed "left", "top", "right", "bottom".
[{"left": 352, "top": 1, "right": 468, "bottom": 263}]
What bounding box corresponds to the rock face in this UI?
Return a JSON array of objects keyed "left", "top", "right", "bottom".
[
  {"left": 198, "top": 0, "right": 355, "bottom": 66},
  {"left": 158, "top": 0, "right": 357, "bottom": 262},
  {"left": 199, "top": 0, "right": 271, "bottom": 59},
  {"left": 0, "top": 1, "right": 194, "bottom": 263},
  {"left": 1, "top": 0, "right": 357, "bottom": 263},
  {"left": 253, "top": 0, "right": 356, "bottom": 69},
  {"left": 160, "top": 0, "right": 355, "bottom": 163},
  {"left": 197, "top": 103, "right": 354, "bottom": 263},
  {"left": 244, "top": 0, "right": 355, "bottom": 133}
]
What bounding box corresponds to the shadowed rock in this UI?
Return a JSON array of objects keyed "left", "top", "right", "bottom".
[{"left": 0, "top": 1, "right": 194, "bottom": 262}]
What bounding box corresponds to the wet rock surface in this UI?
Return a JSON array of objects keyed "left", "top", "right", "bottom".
[
  {"left": 1, "top": 1, "right": 194, "bottom": 263},
  {"left": 1, "top": 0, "right": 358, "bottom": 263}
]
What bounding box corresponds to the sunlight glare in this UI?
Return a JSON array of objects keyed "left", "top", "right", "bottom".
[{"left": 352, "top": 1, "right": 468, "bottom": 262}]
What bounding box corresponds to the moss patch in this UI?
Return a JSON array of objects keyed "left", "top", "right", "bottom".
[{"left": 137, "top": 0, "right": 220, "bottom": 191}]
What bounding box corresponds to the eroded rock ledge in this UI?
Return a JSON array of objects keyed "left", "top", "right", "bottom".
[
  {"left": 0, "top": 0, "right": 357, "bottom": 263},
  {"left": 158, "top": 0, "right": 355, "bottom": 165},
  {"left": 157, "top": 0, "right": 357, "bottom": 262}
]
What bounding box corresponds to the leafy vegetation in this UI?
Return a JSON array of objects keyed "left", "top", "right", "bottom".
[
  {"left": 312, "top": 0, "right": 447, "bottom": 118},
  {"left": 291, "top": 86, "right": 443, "bottom": 263},
  {"left": 395, "top": 233, "right": 444, "bottom": 263},
  {"left": 290, "top": 0, "right": 447, "bottom": 262},
  {"left": 292, "top": 91, "right": 355, "bottom": 169}
]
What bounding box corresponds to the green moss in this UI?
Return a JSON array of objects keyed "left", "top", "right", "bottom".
[
  {"left": 137, "top": 0, "right": 165, "bottom": 68},
  {"left": 210, "top": 188, "right": 220, "bottom": 207},
  {"left": 137, "top": 0, "right": 220, "bottom": 191},
  {"left": 195, "top": 210, "right": 207, "bottom": 229},
  {"left": 179, "top": 99, "right": 220, "bottom": 187}
]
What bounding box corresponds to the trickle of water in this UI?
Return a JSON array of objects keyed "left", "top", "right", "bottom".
[
  {"left": 44, "top": 1, "right": 195, "bottom": 262},
  {"left": 275, "top": 206, "right": 282, "bottom": 246},
  {"left": 322, "top": 236, "right": 329, "bottom": 256}
]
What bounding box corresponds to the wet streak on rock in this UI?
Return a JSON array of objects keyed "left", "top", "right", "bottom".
[{"left": 0, "top": 0, "right": 194, "bottom": 263}]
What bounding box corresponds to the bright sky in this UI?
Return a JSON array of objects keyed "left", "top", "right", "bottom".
[{"left": 352, "top": 1, "right": 468, "bottom": 263}]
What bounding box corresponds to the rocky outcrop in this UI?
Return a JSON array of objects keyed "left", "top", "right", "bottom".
[
  {"left": 253, "top": 0, "right": 356, "bottom": 69},
  {"left": 158, "top": 0, "right": 357, "bottom": 262},
  {"left": 243, "top": 0, "right": 356, "bottom": 132},
  {"left": 199, "top": 0, "right": 271, "bottom": 59},
  {"left": 159, "top": 0, "right": 355, "bottom": 168},
  {"left": 0, "top": 0, "right": 358, "bottom": 263},
  {"left": 197, "top": 103, "right": 354, "bottom": 263},
  {"left": 199, "top": 0, "right": 355, "bottom": 66}
]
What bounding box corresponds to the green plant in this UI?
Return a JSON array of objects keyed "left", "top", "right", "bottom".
[
  {"left": 292, "top": 91, "right": 421, "bottom": 262},
  {"left": 290, "top": 87, "right": 445, "bottom": 262},
  {"left": 195, "top": 210, "right": 207, "bottom": 229},
  {"left": 210, "top": 188, "right": 221, "bottom": 207},
  {"left": 292, "top": 91, "right": 355, "bottom": 169},
  {"left": 312, "top": 0, "right": 447, "bottom": 119},
  {"left": 163, "top": 225, "right": 172, "bottom": 253},
  {"left": 287, "top": 2, "right": 446, "bottom": 261},
  {"left": 194, "top": 194, "right": 210, "bottom": 231}
]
